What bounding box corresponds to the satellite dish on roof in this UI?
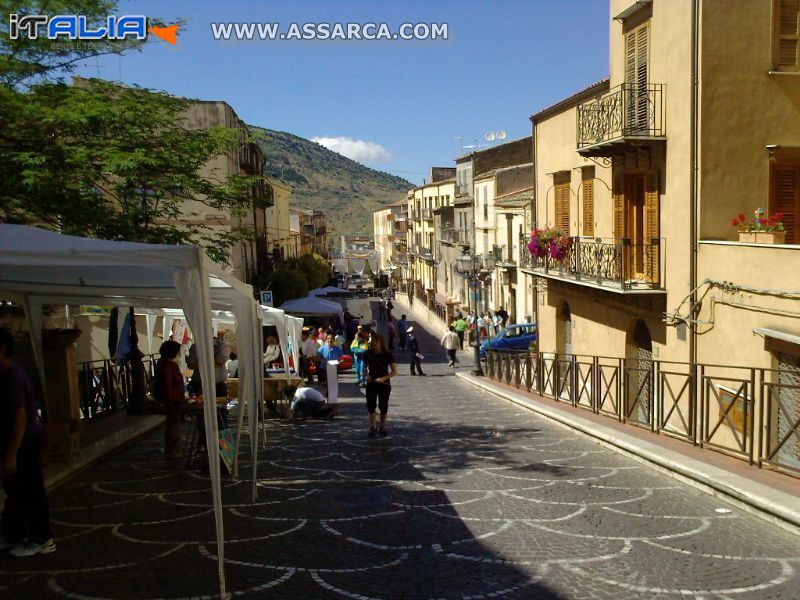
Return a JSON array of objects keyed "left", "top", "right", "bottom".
[
  {"left": 497, "top": 130, "right": 507, "bottom": 140},
  {"left": 485, "top": 131, "right": 496, "bottom": 142}
]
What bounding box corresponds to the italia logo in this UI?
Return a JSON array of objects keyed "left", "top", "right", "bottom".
[{"left": 8, "top": 14, "right": 179, "bottom": 44}]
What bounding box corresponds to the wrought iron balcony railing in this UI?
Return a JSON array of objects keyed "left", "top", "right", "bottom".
[
  {"left": 577, "top": 83, "right": 665, "bottom": 150},
  {"left": 238, "top": 142, "right": 262, "bottom": 175},
  {"left": 440, "top": 228, "right": 471, "bottom": 245},
  {"left": 455, "top": 183, "right": 471, "bottom": 197},
  {"left": 519, "top": 234, "right": 663, "bottom": 290}
]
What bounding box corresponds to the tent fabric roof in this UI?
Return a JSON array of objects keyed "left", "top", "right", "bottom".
[
  {"left": 278, "top": 295, "right": 344, "bottom": 316},
  {"left": 0, "top": 224, "right": 249, "bottom": 303},
  {"left": 310, "top": 286, "right": 347, "bottom": 296}
]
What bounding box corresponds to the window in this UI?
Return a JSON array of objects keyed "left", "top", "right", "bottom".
[
  {"left": 625, "top": 21, "right": 649, "bottom": 132},
  {"left": 717, "top": 385, "right": 752, "bottom": 435},
  {"left": 582, "top": 167, "right": 595, "bottom": 237},
  {"left": 771, "top": 163, "right": 799, "bottom": 243},
  {"left": 774, "top": 0, "right": 800, "bottom": 71},
  {"left": 554, "top": 172, "right": 571, "bottom": 234},
  {"left": 483, "top": 192, "right": 488, "bottom": 220}
]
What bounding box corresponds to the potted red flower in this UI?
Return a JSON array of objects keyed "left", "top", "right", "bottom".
[{"left": 732, "top": 208, "right": 786, "bottom": 244}]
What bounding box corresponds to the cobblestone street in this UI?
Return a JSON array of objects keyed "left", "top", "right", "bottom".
[{"left": 1, "top": 319, "right": 799, "bottom": 599}]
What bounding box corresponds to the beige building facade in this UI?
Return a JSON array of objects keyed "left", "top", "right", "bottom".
[
  {"left": 407, "top": 170, "right": 455, "bottom": 308},
  {"left": 520, "top": 0, "right": 800, "bottom": 469}
]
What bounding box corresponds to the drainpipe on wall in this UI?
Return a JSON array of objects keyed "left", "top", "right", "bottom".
[{"left": 690, "top": 0, "right": 700, "bottom": 368}]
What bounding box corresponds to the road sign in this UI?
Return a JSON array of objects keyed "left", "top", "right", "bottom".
[{"left": 260, "top": 290, "right": 273, "bottom": 307}]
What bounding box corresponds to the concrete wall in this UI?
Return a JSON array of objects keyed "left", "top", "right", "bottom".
[
  {"left": 262, "top": 179, "right": 292, "bottom": 260},
  {"left": 697, "top": 242, "right": 800, "bottom": 369},
  {"left": 473, "top": 137, "right": 533, "bottom": 176},
  {"left": 699, "top": 0, "right": 800, "bottom": 241}
]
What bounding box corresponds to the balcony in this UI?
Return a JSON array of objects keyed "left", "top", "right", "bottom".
[
  {"left": 576, "top": 83, "right": 665, "bottom": 156},
  {"left": 239, "top": 142, "right": 263, "bottom": 175},
  {"left": 421, "top": 208, "right": 434, "bottom": 221},
  {"left": 418, "top": 247, "right": 434, "bottom": 261},
  {"left": 519, "top": 234, "right": 665, "bottom": 293},
  {"left": 440, "top": 228, "right": 471, "bottom": 246},
  {"left": 251, "top": 178, "right": 274, "bottom": 208}
]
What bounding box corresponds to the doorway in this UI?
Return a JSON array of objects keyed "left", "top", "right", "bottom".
[
  {"left": 621, "top": 173, "right": 659, "bottom": 283},
  {"left": 627, "top": 319, "right": 653, "bottom": 425}
]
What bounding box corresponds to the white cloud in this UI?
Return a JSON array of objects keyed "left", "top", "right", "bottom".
[{"left": 312, "top": 136, "right": 393, "bottom": 164}]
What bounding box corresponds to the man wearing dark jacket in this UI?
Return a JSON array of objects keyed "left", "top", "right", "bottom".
[
  {"left": 0, "top": 329, "right": 55, "bottom": 557},
  {"left": 407, "top": 327, "right": 425, "bottom": 376}
]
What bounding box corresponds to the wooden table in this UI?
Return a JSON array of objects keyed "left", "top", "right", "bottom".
[
  {"left": 223, "top": 376, "right": 302, "bottom": 417},
  {"left": 263, "top": 375, "right": 303, "bottom": 417}
]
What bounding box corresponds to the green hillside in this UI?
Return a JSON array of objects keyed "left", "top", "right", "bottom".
[{"left": 249, "top": 127, "right": 411, "bottom": 241}]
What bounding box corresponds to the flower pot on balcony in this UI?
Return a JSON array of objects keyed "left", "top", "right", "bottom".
[
  {"left": 756, "top": 231, "right": 786, "bottom": 244},
  {"left": 738, "top": 231, "right": 786, "bottom": 244},
  {"left": 738, "top": 232, "right": 757, "bottom": 244}
]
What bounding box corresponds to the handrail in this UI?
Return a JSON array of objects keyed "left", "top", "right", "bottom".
[{"left": 483, "top": 349, "right": 800, "bottom": 477}]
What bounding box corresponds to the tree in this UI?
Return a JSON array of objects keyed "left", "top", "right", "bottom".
[
  {"left": 265, "top": 253, "right": 331, "bottom": 305},
  {"left": 269, "top": 266, "right": 309, "bottom": 307},
  {"left": 292, "top": 253, "right": 330, "bottom": 289},
  {"left": 0, "top": 2, "right": 263, "bottom": 264}
]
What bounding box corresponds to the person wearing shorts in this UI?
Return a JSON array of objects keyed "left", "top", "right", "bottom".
[{"left": 363, "top": 334, "right": 397, "bottom": 438}]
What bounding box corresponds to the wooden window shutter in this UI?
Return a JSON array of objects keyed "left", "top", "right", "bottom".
[
  {"left": 645, "top": 171, "right": 660, "bottom": 240},
  {"left": 644, "top": 172, "right": 660, "bottom": 282},
  {"left": 772, "top": 165, "right": 799, "bottom": 243},
  {"left": 625, "top": 23, "right": 649, "bottom": 131},
  {"left": 625, "top": 30, "right": 638, "bottom": 85},
  {"left": 612, "top": 176, "right": 625, "bottom": 239},
  {"left": 582, "top": 179, "right": 595, "bottom": 237},
  {"left": 555, "top": 183, "right": 570, "bottom": 234},
  {"left": 777, "top": 0, "right": 800, "bottom": 70}
]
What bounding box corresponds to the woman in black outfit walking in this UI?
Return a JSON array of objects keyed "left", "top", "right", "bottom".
[{"left": 364, "top": 334, "right": 397, "bottom": 438}]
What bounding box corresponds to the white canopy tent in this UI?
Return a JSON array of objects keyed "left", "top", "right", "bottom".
[
  {"left": 310, "top": 285, "right": 347, "bottom": 296},
  {"left": 278, "top": 295, "right": 344, "bottom": 321},
  {"left": 0, "top": 224, "right": 258, "bottom": 598}
]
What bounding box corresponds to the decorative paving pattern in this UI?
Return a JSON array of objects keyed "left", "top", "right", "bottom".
[{"left": 1, "top": 318, "right": 799, "bottom": 599}]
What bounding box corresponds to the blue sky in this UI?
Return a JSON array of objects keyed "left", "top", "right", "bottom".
[{"left": 75, "top": 0, "right": 610, "bottom": 185}]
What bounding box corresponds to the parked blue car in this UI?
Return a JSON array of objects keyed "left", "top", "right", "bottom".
[{"left": 479, "top": 324, "right": 537, "bottom": 358}]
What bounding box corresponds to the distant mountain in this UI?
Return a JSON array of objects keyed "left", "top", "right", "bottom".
[{"left": 249, "top": 127, "right": 411, "bottom": 242}]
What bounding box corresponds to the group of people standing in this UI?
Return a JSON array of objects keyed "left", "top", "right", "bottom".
[{"left": 450, "top": 307, "right": 510, "bottom": 347}]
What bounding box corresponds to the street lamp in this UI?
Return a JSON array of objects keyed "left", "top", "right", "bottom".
[{"left": 455, "top": 249, "right": 493, "bottom": 376}]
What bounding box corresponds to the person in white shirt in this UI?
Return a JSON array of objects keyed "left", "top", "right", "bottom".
[
  {"left": 492, "top": 313, "right": 503, "bottom": 336},
  {"left": 289, "top": 386, "right": 334, "bottom": 419},
  {"left": 299, "top": 330, "right": 319, "bottom": 383},
  {"left": 225, "top": 352, "right": 239, "bottom": 378},
  {"left": 476, "top": 314, "right": 486, "bottom": 341},
  {"left": 263, "top": 336, "right": 281, "bottom": 367},
  {"left": 440, "top": 326, "right": 460, "bottom": 367}
]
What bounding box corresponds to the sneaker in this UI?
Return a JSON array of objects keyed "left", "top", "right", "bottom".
[
  {"left": 379, "top": 428, "right": 388, "bottom": 437},
  {"left": 11, "top": 539, "right": 56, "bottom": 557},
  {"left": 367, "top": 428, "right": 377, "bottom": 438}
]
